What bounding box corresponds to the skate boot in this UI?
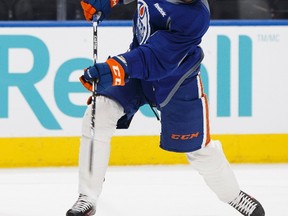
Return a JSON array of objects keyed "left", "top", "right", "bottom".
[
  {"left": 229, "top": 190, "right": 265, "bottom": 216},
  {"left": 66, "top": 194, "right": 96, "bottom": 216}
]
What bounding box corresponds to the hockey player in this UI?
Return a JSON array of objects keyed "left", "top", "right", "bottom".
[{"left": 66, "top": 0, "right": 265, "bottom": 215}]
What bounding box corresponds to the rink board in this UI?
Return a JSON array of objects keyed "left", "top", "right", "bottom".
[
  {"left": 1, "top": 134, "right": 288, "bottom": 168},
  {"left": 1, "top": 20, "right": 288, "bottom": 167}
]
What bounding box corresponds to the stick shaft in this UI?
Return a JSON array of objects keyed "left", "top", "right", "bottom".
[{"left": 89, "top": 16, "right": 99, "bottom": 174}]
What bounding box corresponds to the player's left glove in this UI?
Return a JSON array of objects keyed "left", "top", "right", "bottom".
[
  {"left": 79, "top": 56, "right": 128, "bottom": 92},
  {"left": 81, "top": 0, "right": 120, "bottom": 21}
]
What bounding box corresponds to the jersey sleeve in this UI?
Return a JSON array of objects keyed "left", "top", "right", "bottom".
[
  {"left": 120, "top": 0, "right": 210, "bottom": 81},
  {"left": 121, "top": 29, "right": 201, "bottom": 81}
]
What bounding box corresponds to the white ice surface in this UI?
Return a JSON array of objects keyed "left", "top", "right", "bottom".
[{"left": 0, "top": 164, "right": 287, "bottom": 216}]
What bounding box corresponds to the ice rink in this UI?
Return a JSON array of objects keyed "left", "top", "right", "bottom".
[{"left": 0, "top": 164, "right": 287, "bottom": 216}]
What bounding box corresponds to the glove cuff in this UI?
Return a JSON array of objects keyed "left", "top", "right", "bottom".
[
  {"left": 106, "top": 57, "right": 127, "bottom": 86},
  {"left": 79, "top": 75, "right": 93, "bottom": 92}
]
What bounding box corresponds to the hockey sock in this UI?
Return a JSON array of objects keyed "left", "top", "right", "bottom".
[
  {"left": 78, "top": 96, "right": 124, "bottom": 204},
  {"left": 186, "top": 140, "right": 240, "bottom": 203}
]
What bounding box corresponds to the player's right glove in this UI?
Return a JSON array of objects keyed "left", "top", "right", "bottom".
[
  {"left": 81, "top": 0, "right": 120, "bottom": 21},
  {"left": 79, "top": 56, "right": 128, "bottom": 92}
]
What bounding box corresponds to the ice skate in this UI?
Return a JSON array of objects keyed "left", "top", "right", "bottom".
[
  {"left": 229, "top": 190, "right": 265, "bottom": 216},
  {"left": 66, "top": 194, "right": 96, "bottom": 216}
]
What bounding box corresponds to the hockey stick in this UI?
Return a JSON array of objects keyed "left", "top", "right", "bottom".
[{"left": 89, "top": 13, "right": 100, "bottom": 174}]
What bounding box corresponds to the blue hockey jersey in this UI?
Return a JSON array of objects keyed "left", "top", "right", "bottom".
[{"left": 120, "top": 0, "right": 210, "bottom": 107}]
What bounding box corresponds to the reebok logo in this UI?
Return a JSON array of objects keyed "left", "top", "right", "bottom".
[{"left": 154, "top": 3, "right": 166, "bottom": 17}]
